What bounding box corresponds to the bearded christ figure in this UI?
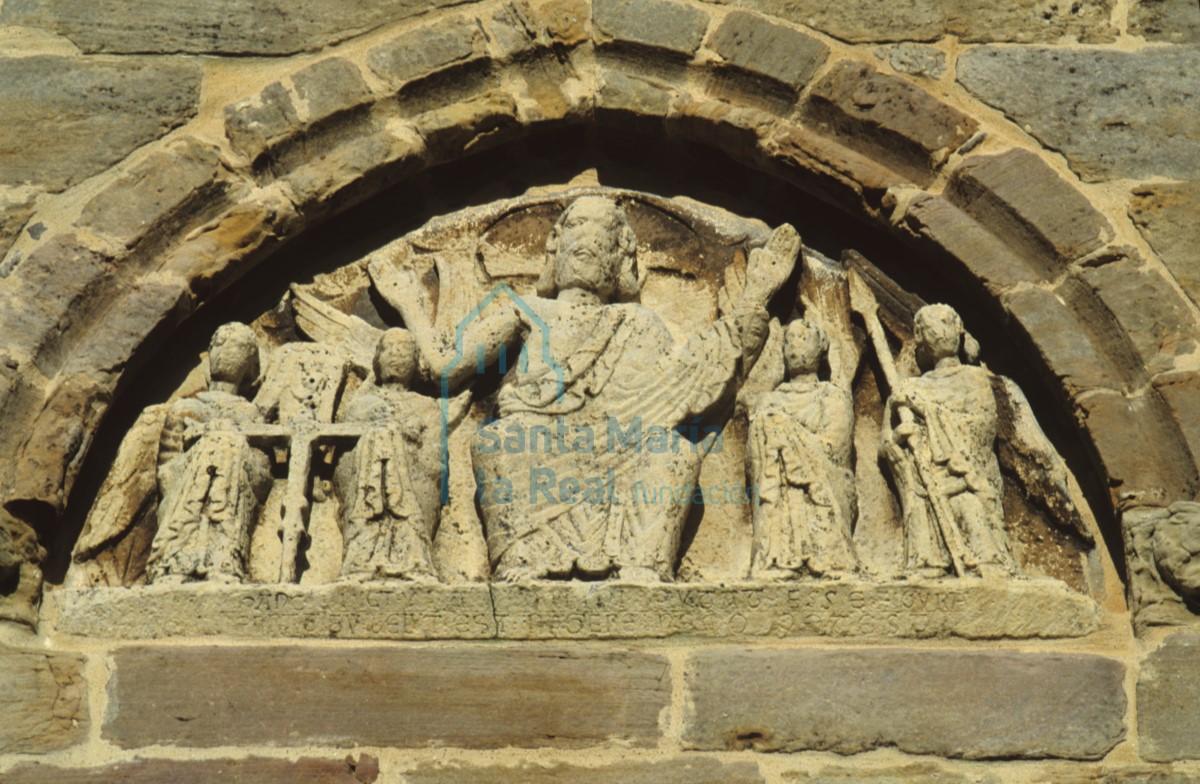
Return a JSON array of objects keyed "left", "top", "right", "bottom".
[{"left": 376, "top": 195, "right": 797, "bottom": 583}]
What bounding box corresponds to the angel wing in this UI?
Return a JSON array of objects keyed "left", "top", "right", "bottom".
[
  {"left": 290, "top": 285, "right": 382, "bottom": 375},
  {"left": 992, "top": 375, "right": 1093, "bottom": 543},
  {"left": 73, "top": 403, "right": 169, "bottom": 567}
]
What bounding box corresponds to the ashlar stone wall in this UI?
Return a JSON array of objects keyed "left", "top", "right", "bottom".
[{"left": 1, "top": 0, "right": 1199, "bottom": 781}]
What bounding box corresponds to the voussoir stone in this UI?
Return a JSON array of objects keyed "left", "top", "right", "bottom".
[
  {"left": 0, "top": 756, "right": 381, "bottom": 784},
  {"left": 403, "top": 758, "right": 765, "bottom": 784},
  {"left": 1130, "top": 182, "right": 1200, "bottom": 307},
  {"left": 803, "top": 61, "right": 977, "bottom": 185},
  {"left": 0, "top": 647, "right": 88, "bottom": 754},
  {"left": 946, "top": 149, "right": 1114, "bottom": 273},
  {"left": 708, "top": 12, "right": 828, "bottom": 91},
  {"left": 78, "top": 139, "right": 227, "bottom": 250},
  {"left": 291, "top": 58, "right": 373, "bottom": 124},
  {"left": 592, "top": 0, "right": 710, "bottom": 57},
  {"left": 224, "top": 82, "right": 300, "bottom": 164},
  {"left": 1130, "top": 0, "right": 1200, "bottom": 42},
  {"left": 0, "top": 56, "right": 201, "bottom": 191},
  {"left": 683, "top": 648, "right": 1126, "bottom": 759},
  {"left": 713, "top": 0, "right": 1115, "bottom": 42},
  {"left": 487, "top": 0, "right": 590, "bottom": 58},
  {"left": 958, "top": 47, "right": 1200, "bottom": 181},
  {"left": 1139, "top": 633, "right": 1200, "bottom": 761},
  {"left": 367, "top": 16, "right": 489, "bottom": 91},
  {"left": 0, "top": 0, "right": 470, "bottom": 55},
  {"left": 105, "top": 645, "right": 669, "bottom": 749},
  {"left": 1153, "top": 371, "right": 1200, "bottom": 472}
]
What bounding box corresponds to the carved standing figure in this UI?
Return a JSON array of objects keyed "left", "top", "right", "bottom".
[
  {"left": 880, "top": 304, "right": 1018, "bottom": 578},
  {"left": 748, "top": 320, "right": 860, "bottom": 579},
  {"left": 373, "top": 195, "right": 796, "bottom": 583},
  {"left": 145, "top": 323, "right": 272, "bottom": 584},
  {"left": 333, "top": 330, "right": 443, "bottom": 581}
]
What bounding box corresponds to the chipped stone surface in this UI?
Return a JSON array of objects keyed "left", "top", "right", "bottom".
[
  {"left": 946, "top": 149, "right": 1114, "bottom": 272},
  {"left": 958, "top": 47, "right": 1200, "bottom": 181},
  {"left": 1130, "top": 182, "right": 1200, "bottom": 307},
  {"left": 366, "top": 17, "right": 488, "bottom": 91},
  {"left": 593, "top": 0, "right": 710, "bottom": 56},
  {"left": 77, "top": 139, "right": 226, "bottom": 249},
  {"left": 877, "top": 44, "right": 947, "bottom": 79},
  {"left": 0, "top": 56, "right": 201, "bottom": 191},
  {"left": 683, "top": 649, "right": 1126, "bottom": 759},
  {"left": 713, "top": 0, "right": 1115, "bottom": 42},
  {"left": 105, "top": 645, "right": 669, "bottom": 748},
  {"left": 783, "top": 763, "right": 999, "bottom": 783},
  {"left": 0, "top": 187, "right": 38, "bottom": 263},
  {"left": 47, "top": 579, "right": 1099, "bottom": 640},
  {"left": 224, "top": 82, "right": 300, "bottom": 163},
  {"left": 1129, "top": 0, "right": 1200, "bottom": 43},
  {"left": 0, "top": 756, "right": 379, "bottom": 784},
  {"left": 403, "top": 758, "right": 765, "bottom": 783},
  {"left": 804, "top": 61, "right": 977, "bottom": 185},
  {"left": 0, "top": 0, "right": 470, "bottom": 55},
  {"left": 708, "top": 11, "right": 828, "bottom": 90},
  {"left": 0, "top": 647, "right": 88, "bottom": 754},
  {"left": 1139, "top": 633, "right": 1200, "bottom": 761},
  {"left": 290, "top": 58, "right": 373, "bottom": 123}
]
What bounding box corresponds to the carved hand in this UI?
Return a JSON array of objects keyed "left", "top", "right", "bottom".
[{"left": 741, "top": 224, "right": 800, "bottom": 308}]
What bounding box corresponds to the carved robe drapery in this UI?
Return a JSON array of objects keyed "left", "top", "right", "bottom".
[
  {"left": 146, "top": 392, "right": 272, "bottom": 583},
  {"left": 882, "top": 363, "right": 1018, "bottom": 577},
  {"left": 748, "top": 379, "right": 859, "bottom": 578},
  {"left": 334, "top": 387, "right": 441, "bottom": 580},
  {"left": 472, "top": 297, "right": 752, "bottom": 582}
]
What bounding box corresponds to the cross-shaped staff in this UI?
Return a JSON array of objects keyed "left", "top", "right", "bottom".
[{"left": 244, "top": 418, "right": 366, "bottom": 583}]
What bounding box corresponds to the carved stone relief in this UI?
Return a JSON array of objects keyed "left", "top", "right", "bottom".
[{"left": 56, "top": 186, "right": 1104, "bottom": 640}]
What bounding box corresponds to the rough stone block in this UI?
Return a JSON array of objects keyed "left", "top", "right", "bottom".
[
  {"left": 105, "top": 645, "right": 670, "bottom": 748},
  {"left": 403, "top": 758, "right": 765, "bottom": 783},
  {"left": 947, "top": 149, "right": 1114, "bottom": 271},
  {"left": 593, "top": 0, "right": 709, "bottom": 57},
  {"left": 224, "top": 82, "right": 301, "bottom": 164},
  {"left": 783, "top": 763, "right": 999, "bottom": 783},
  {"left": 0, "top": 56, "right": 201, "bottom": 191},
  {"left": 596, "top": 70, "right": 677, "bottom": 125},
  {"left": 0, "top": 647, "right": 88, "bottom": 754},
  {"left": 78, "top": 139, "right": 226, "bottom": 249},
  {"left": 876, "top": 44, "right": 947, "bottom": 79},
  {"left": 683, "top": 649, "right": 1126, "bottom": 759},
  {"left": 1001, "top": 285, "right": 1124, "bottom": 395},
  {"left": 762, "top": 123, "right": 904, "bottom": 213},
  {"left": 367, "top": 17, "right": 487, "bottom": 91},
  {"left": 715, "top": 0, "right": 1115, "bottom": 42},
  {"left": 1081, "top": 255, "right": 1198, "bottom": 376},
  {"left": 803, "top": 61, "right": 977, "bottom": 185},
  {"left": 283, "top": 129, "right": 425, "bottom": 216},
  {"left": 1077, "top": 389, "right": 1199, "bottom": 508},
  {"left": 291, "top": 58, "right": 373, "bottom": 124},
  {"left": 958, "top": 47, "right": 1200, "bottom": 181},
  {"left": 708, "top": 12, "right": 828, "bottom": 90},
  {"left": 1130, "top": 0, "right": 1200, "bottom": 43},
  {"left": 1139, "top": 633, "right": 1200, "bottom": 761},
  {"left": 0, "top": 756, "right": 380, "bottom": 784},
  {"left": 0, "top": 0, "right": 468, "bottom": 55},
  {"left": 1130, "top": 182, "right": 1200, "bottom": 307},
  {"left": 487, "top": 0, "right": 590, "bottom": 58},
  {"left": 0, "top": 187, "right": 38, "bottom": 263},
  {"left": 903, "top": 195, "right": 1045, "bottom": 294},
  {"left": 413, "top": 92, "right": 521, "bottom": 162}
]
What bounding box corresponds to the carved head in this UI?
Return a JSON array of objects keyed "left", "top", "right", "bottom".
[
  {"left": 538, "top": 196, "right": 639, "bottom": 302},
  {"left": 913, "top": 304, "right": 967, "bottom": 368},
  {"left": 1153, "top": 501, "right": 1200, "bottom": 606},
  {"left": 207, "top": 322, "right": 260, "bottom": 392},
  {"left": 375, "top": 328, "right": 418, "bottom": 387},
  {"left": 783, "top": 319, "right": 828, "bottom": 377}
]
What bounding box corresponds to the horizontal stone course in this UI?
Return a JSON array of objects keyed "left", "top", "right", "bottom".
[
  {"left": 48, "top": 578, "right": 1099, "bottom": 641},
  {"left": 0, "top": 0, "right": 471, "bottom": 55},
  {"left": 0, "top": 756, "right": 379, "bottom": 784},
  {"left": 958, "top": 47, "right": 1200, "bottom": 181},
  {"left": 683, "top": 648, "right": 1126, "bottom": 759},
  {"left": 105, "top": 645, "right": 670, "bottom": 749},
  {"left": 404, "top": 758, "right": 765, "bottom": 783},
  {"left": 0, "top": 647, "right": 88, "bottom": 754},
  {"left": 0, "top": 56, "right": 201, "bottom": 191},
  {"left": 803, "top": 61, "right": 977, "bottom": 185}
]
